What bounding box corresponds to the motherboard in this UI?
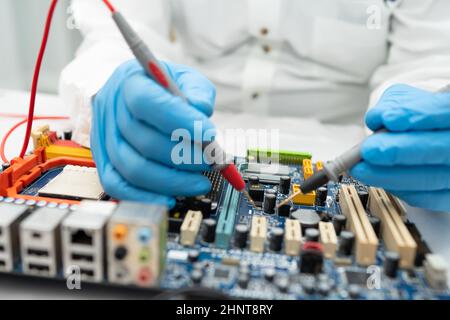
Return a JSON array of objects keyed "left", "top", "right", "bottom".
[{"left": 0, "top": 146, "right": 449, "bottom": 300}]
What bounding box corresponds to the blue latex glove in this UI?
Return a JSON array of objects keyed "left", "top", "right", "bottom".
[
  {"left": 91, "top": 59, "right": 217, "bottom": 208},
  {"left": 351, "top": 84, "right": 450, "bottom": 211}
]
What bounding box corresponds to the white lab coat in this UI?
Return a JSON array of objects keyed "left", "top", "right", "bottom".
[{"left": 60, "top": 0, "right": 450, "bottom": 148}]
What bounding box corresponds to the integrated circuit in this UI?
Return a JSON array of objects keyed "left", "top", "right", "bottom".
[{"left": 38, "top": 165, "right": 105, "bottom": 201}]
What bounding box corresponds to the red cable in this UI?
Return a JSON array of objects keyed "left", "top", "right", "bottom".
[
  {"left": 18, "top": 0, "right": 58, "bottom": 159},
  {"left": 1, "top": 116, "right": 69, "bottom": 163},
  {"left": 17, "top": 0, "right": 115, "bottom": 160}
]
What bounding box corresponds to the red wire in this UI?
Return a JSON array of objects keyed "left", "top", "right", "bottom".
[
  {"left": 19, "top": 0, "right": 58, "bottom": 159},
  {"left": 17, "top": 0, "right": 115, "bottom": 160},
  {"left": 1, "top": 116, "right": 69, "bottom": 163},
  {"left": 103, "top": 0, "right": 116, "bottom": 13}
]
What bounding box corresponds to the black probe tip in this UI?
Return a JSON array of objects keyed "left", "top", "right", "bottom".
[{"left": 300, "top": 171, "right": 329, "bottom": 194}]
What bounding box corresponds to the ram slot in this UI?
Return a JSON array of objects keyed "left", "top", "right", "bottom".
[
  {"left": 368, "top": 187, "right": 417, "bottom": 268},
  {"left": 339, "top": 185, "right": 378, "bottom": 266}
]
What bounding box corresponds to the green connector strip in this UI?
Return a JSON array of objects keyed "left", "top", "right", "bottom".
[
  {"left": 215, "top": 183, "right": 240, "bottom": 249},
  {"left": 247, "top": 148, "right": 312, "bottom": 165}
]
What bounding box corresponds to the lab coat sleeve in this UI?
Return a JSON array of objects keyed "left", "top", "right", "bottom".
[
  {"left": 59, "top": 0, "right": 179, "bottom": 147},
  {"left": 368, "top": 0, "right": 450, "bottom": 113}
]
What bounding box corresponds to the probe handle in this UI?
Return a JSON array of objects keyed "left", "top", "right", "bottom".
[{"left": 112, "top": 12, "right": 185, "bottom": 98}]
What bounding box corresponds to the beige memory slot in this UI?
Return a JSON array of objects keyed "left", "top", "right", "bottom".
[
  {"left": 284, "top": 219, "right": 302, "bottom": 256},
  {"left": 319, "top": 222, "right": 337, "bottom": 259},
  {"left": 250, "top": 216, "right": 267, "bottom": 253},
  {"left": 368, "top": 187, "right": 417, "bottom": 268},
  {"left": 339, "top": 185, "right": 378, "bottom": 266},
  {"left": 180, "top": 210, "right": 203, "bottom": 246}
]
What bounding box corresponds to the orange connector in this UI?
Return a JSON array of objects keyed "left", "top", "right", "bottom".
[{"left": 0, "top": 147, "right": 95, "bottom": 204}]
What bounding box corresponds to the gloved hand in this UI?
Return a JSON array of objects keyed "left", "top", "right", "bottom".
[
  {"left": 91, "top": 59, "right": 217, "bottom": 208},
  {"left": 351, "top": 84, "right": 450, "bottom": 212}
]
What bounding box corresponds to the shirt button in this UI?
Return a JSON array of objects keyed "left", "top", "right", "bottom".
[
  {"left": 262, "top": 45, "right": 271, "bottom": 53},
  {"left": 251, "top": 92, "right": 260, "bottom": 100},
  {"left": 260, "top": 27, "right": 269, "bottom": 36}
]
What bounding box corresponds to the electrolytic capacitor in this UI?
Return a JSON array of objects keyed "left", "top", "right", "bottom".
[
  {"left": 269, "top": 227, "right": 284, "bottom": 252},
  {"left": 305, "top": 228, "right": 320, "bottom": 242},
  {"left": 338, "top": 231, "right": 355, "bottom": 256},
  {"left": 201, "top": 219, "right": 216, "bottom": 243},
  {"left": 384, "top": 251, "right": 400, "bottom": 278},
  {"left": 277, "top": 202, "right": 291, "bottom": 217},
  {"left": 332, "top": 214, "right": 347, "bottom": 235},
  {"left": 315, "top": 186, "right": 328, "bottom": 207},
  {"left": 265, "top": 188, "right": 277, "bottom": 196},
  {"left": 369, "top": 216, "right": 381, "bottom": 237},
  {"left": 358, "top": 190, "right": 369, "bottom": 209},
  {"left": 299, "top": 243, "right": 324, "bottom": 274},
  {"left": 234, "top": 224, "right": 249, "bottom": 249},
  {"left": 279, "top": 176, "right": 291, "bottom": 195},
  {"left": 263, "top": 193, "right": 276, "bottom": 214},
  {"left": 248, "top": 175, "right": 259, "bottom": 186},
  {"left": 199, "top": 198, "right": 212, "bottom": 218}
]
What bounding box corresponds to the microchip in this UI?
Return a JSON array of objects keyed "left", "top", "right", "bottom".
[
  {"left": 214, "top": 267, "right": 231, "bottom": 279},
  {"left": 38, "top": 165, "right": 105, "bottom": 201},
  {"left": 345, "top": 270, "right": 369, "bottom": 286}
]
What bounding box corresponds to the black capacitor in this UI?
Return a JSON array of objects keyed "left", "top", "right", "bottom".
[
  {"left": 188, "top": 250, "right": 200, "bottom": 262},
  {"left": 299, "top": 245, "right": 324, "bottom": 274},
  {"left": 315, "top": 186, "right": 328, "bottom": 207},
  {"left": 384, "top": 251, "right": 400, "bottom": 278},
  {"left": 357, "top": 190, "right": 369, "bottom": 209},
  {"left": 191, "top": 269, "right": 203, "bottom": 284},
  {"left": 201, "top": 219, "right": 216, "bottom": 243},
  {"left": 234, "top": 224, "right": 249, "bottom": 248},
  {"left": 318, "top": 282, "right": 331, "bottom": 297},
  {"left": 269, "top": 227, "right": 284, "bottom": 252},
  {"left": 238, "top": 273, "right": 250, "bottom": 289},
  {"left": 277, "top": 202, "right": 291, "bottom": 217},
  {"left": 276, "top": 277, "right": 289, "bottom": 293},
  {"left": 199, "top": 198, "right": 212, "bottom": 218},
  {"left": 263, "top": 193, "right": 276, "bottom": 214},
  {"left": 249, "top": 185, "right": 265, "bottom": 202},
  {"left": 305, "top": 228, "right": 320, "bottom": 242},
  {"left": 265, "top": 188, "right": 277, "bottom": 196},
  {"left": 338, "top": 231, "right": 355, "bottom": 256},
  {"left": 63, "top": 130, "right": 72, "bottom": 140},
  {"left": 264, "top": 268, "right": 276, "bottom": 282},
  {"left": 248, "top": 175, "right": 259, "bottom": 186},
  {"left": 332, "top": 214, "right": 347, "bottom": 235},
  {"left": 369, "top": 216, "right": 381, "bottom": 237},
  {"left": 279, "top": 176, "right": 291, "bottom": 195},
  {"left": 348, "top": 284, "right": 360, "bottom": 299}
]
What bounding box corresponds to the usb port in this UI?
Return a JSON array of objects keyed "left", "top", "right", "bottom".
[
  {"left": 28, "top": 263, "right": 50, "bottom": 273},
  {"left": 27, "top": 248, "right": 49, "bottom": 257},
  {"left": 0, "top": 245, "right": 4, "bottom": 252},
  {"left": 0, "top": 260, "right": 5, "bottom": 267},
  {"left": 80, "top": 268, "right": 94, "bottom": 277},
  {"left": 71, "top": 253, "right": 94, "bottom": 262},
  {"left": 71, "top": 229, "right": 93, "bottom": 246}
]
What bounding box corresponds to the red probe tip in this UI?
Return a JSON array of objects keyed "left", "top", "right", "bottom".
[{"left": 220, "top": 164, "right": 246, "bottom": 191}]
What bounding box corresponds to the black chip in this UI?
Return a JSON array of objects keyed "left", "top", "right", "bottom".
[
  {"left": 214, "top": 267, "right": 230, "bottom": 279},
  {"left": 345, "top": 270, "right": 369, "bottom": 286}
]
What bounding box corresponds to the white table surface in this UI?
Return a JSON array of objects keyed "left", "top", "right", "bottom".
[{"left": 0, "top": 89, "right": 449, "bottom": 299}]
